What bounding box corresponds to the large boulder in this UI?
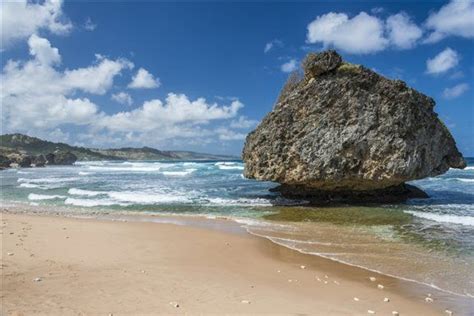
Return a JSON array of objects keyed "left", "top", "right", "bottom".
[{"left": 243, "top": 50, "right": 465, "bottom": 203}]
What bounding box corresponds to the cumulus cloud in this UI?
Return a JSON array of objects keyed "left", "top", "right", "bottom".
[
  {"left": 386, "top": 12, "right": 423, "bottom": 49},
  {"left": 2, "top": 35, "right": 249, "bottom": 149},
  {"left": 281, "top": 59, "right": 298, "bottom": 73},
  {"left": 28, "top": 34, "right": 61, "bottom": 66},
  {"left": 128, "top": 68, "right": 160, "bottom": 89},
  {"left": 230, "top": 116, "right": 258, "bottom": 129},
  {"left": 426, "top": 47, "right": 459, "bottom": 75},
  {"left": 424, "top": 0, "right": 474, "bottom": 43},
  {"left": 111, "top": 92, "right": 133, "bottom": 106},
  {"left": 0, "top": 0, "right": 72, "bottom": 49},
  {"left": 98, "top": 94, "right": 243, "bottom": 132},
  {"left": 443, "top": 83, "right": 469, "bottom": 99},
  {"left": 1, "top": 35, "right": 132, "bottom": 130},
  {"left": 306, "top": 12, "right": 388, "bottom": 54}
]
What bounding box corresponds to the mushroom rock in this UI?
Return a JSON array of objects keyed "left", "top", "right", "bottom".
[{"left": 242, "top": 50, "right": 465, "bottom": 204}]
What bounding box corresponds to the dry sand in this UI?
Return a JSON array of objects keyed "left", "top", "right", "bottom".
[{"left": 1, "top": 211, "right": 471, "bottom": 315}]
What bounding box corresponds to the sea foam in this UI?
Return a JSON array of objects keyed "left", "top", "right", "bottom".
[
  {"left": 28, "top": 193, "right": 67, "bottom": 200},
  {"left": 405, "top": 211, "right": 474, "bottom": 226}
]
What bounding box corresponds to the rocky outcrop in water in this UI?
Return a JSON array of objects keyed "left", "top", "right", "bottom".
[{"left": 243, "top": 50, "right": 465, "bottom": 204}]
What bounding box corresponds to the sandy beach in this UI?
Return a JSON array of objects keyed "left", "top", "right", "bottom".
[{"left": 1, "top": 210, "right": 470, "bottom": 315}]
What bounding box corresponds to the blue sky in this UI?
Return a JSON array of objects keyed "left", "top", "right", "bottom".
[{"left": 1, "top": 0, "right": 473, "bottom": 156}]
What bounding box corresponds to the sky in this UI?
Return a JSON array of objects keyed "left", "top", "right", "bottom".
[{"left": 1, "top": 0, "right": 473, "bottom": 156}]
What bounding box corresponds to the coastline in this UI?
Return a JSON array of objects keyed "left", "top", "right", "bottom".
[{"left": 2, "top": 209, "right": 471, "bottom": 315}]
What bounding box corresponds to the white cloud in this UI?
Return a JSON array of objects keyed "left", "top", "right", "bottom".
[
  {"left": 281, "top": 59, "right": 298, "bottom": 73},
  {"left": 230, "top": 116, "right": 258, "bottom": 129},
  {"left": 264, "top": 39, "right": 283, "bottom": 53},
  {"left": 64, "top": 57, "right": 133, "bottom": 94},
  {"left": 2, "top": 35, "right": 249, "bottom": 149},
  {"left": 28, "top": 34, "right": 61, "bottom": 66},
  {"left": 0, "top": 0, "right": 72, "bottom": 49},
  {"left": 1, "top": 35, "right": 131, "bottom": 130},
  {"left": 84, "top": 17, "right": 97, "bottom": 31},
  {"left": 98, "top": 94, "right": 243, "bottom": 132},
  {"left": 128, "top": 68, "right": 160, "bottom": 89},
  {"left": 306, "top": 12, "right": 388, "bottom": 54},
  {"left": 386, "top": 12, "right": 423, "bottom": 49},
  {"left": 443, "top": 83, "right": 469, "bottom": 99},
  {"left": 426, "top": 47, "right": 459, "bottom": 75},
  {"left": 425, "top": 0, "right": 474, "bottom": 43},
  {"left": 216, "top": 128, "right": 247, "bottom": 141},
  {"left": 111, "top": 92, "right": 133, "bottom": 106}
]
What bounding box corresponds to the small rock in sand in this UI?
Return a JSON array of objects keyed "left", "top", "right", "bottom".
[
  {"left": 323, "top": 280, "right": 328, "bottom": 284},
  {"left": 169, "top": 302, "right": 179, "bottom": 308},
  {"left": 369, "top": 276, "right": 377, "bottom": 282},
  {"left": 445, "top": 310, "right": 453, "bottom": 315},
  {"left": 368, "top": 310, "right": 376, "bottom": 314},
  {"left": 377, "top": 284, "right": 384, "bottom": 289},
  {"left": 324, "top": 275, "right": 329, "bottom": 279},
  {"left": 7, "top": 252, "right": 14, "bottom": 256},
  {"left": 353, "top": 297, "right": 360, "bottom": 302},
  {"left": 333, "top": 281, "right": 340, "bottom": 285},
  {"left": 33, "top": 277, "right": 42, "bottom": 282},
  {"left": 425, "top": 297, "right": 433, "bottom": 303},
  {"left": 392, "top": 312, "right": 399, "bottom": 316},
  {"left": 300, "top": 265, "right": 306, "bottom": 269},
  {"left": 241, "top": 300, "right": 251, "bottom": 304},
  {"left": 427, "top": 293, "right": 432, "bottom": 297},
  {"left": 383, "top": 297, "right": 390, "bottom": 302},
  {"left": 277, "top": 270, "right": 281, "bottom": 273}
]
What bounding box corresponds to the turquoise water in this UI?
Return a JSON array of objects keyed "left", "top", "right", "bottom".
[{"left": 1, "top": 159, "right": 473, "bottom": 297}]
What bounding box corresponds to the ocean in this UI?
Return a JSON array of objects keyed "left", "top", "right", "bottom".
[{"left": 1, "top": 158, "right": 473, "bottom": 298}]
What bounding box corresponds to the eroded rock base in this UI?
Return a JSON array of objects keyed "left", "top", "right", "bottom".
[{"left": 270, "top": 183, "right": 428, "bottom": 206}]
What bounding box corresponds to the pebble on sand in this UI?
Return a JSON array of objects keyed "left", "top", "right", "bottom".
[
  {"left": 333, "top": 281, "right": 340, "bottom": 285},
  {"left": 383, "top": 297, "right": 390, "bottom": 302},
  {"left": 353, "top": 297, "right": 360, "bottom": 302},
  {"left": 392, "top": 312, "right": 399, "bottom": 316},
  {"left": 324, "top": 275, "right": 329, "bottom": 279},
  {"left": 368, "top": 310, "right": 376, "bottom": 314},
  {"left": 316, "top": 277, "right": 321, "bottom": 282},
  {"left": 169, "top": 302, "right": 179, "bottom": 308},
  {"left": 425, "top": 297, "right": 433, "bottom": 303},
  {"left": 300, "top": 265, "right": 306, "bottom": 269},
  {"left": 445, "top": 310, "right": 453, "bottom": 315},
  {"left": 377, "top": 284, "right": 384, "bottom": 289},
  {"left": 241, "top": 300, "right": 251, "bottom": 304},
  {"left": 33, "top": 277, "right": 42, "bottom": 282},
  {"left": 369, "top": 277, "right": 376, "bottom": 282},
  {"left": 7, "top": 252, "right": 14, "bottom": 256}
]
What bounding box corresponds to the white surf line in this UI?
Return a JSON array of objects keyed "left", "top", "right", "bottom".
[{"left": 244, "top": 227, "right": 474, "bottom": 299}]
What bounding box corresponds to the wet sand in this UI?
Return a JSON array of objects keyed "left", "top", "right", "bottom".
[{"left": 1, "top": 211, "right": 471, "bottom": 315}]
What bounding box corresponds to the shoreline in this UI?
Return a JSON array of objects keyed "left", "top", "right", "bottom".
[{"left": 2, "top": 209, "right": 472, "bottom": 314}]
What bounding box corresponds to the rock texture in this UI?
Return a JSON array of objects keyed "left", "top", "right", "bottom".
[{"left": 243, "top": 50, "right": 465, "bottom": 202}]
